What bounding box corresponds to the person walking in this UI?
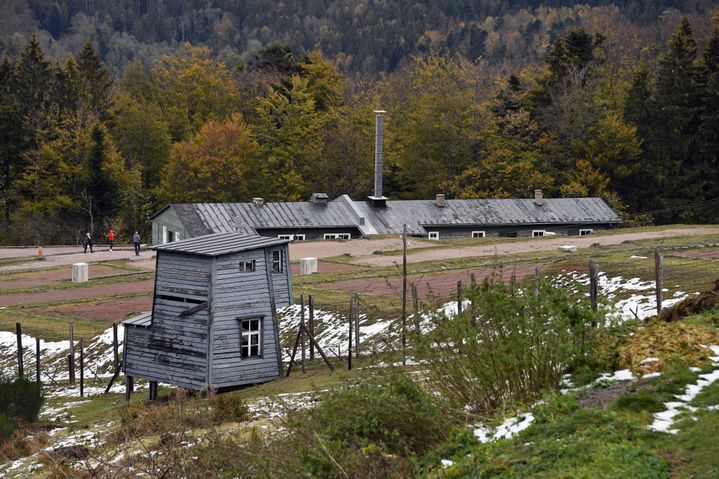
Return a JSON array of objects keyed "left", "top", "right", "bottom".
[
  {"left": 83, "top": 232, "right": 94, "bottom": 254},
  {"left": 133, "top": 231, "right": 141, "bottom": 256},
  {"left": 108, "top": 228, "right": 115, "bottom": 252}
]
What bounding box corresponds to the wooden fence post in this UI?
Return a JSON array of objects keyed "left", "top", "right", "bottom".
[
  {"left": 16, "top": 323, "right": 23, "bottom": 379},
  {"left": 354, "top": 294, "right": 360, "bottom": 360},
  {"left": 35, "top": 337, "right": 41, "bottom": 384},
  {"left": 589, "top": 261, "right": 598, "bottom": 312},
  {"left": 79, "top": 337, "right": 84, "bottom": 397},
  {"left": 69, "top": 321, "right": 75, "bottom": 384},
  {"left": 348, "top": 295, "right": 353, "bottom": 371},
  {"left": 510, "top": 272, "right": 516, "bottom": 296},
  {"left": 412, "top": 282, "right": 420, "bottom": 333},
  {"left": 534, "top": 266, "right": 541, "bottom": 296},
  {"left": 655, "top": 250, "right": 664, "bottom": 315},
  {"left": 457, "top": 280, "right": 463, "bottom": 315},
  {"left": 402, "top": 224, "right": 408, "bottom": 365},
  {"left": 309, "top": 295, "right": 315, "bottom": 360},
  {"left": 125, "top": 375, "right": 133, "bottom": 403},
  {"left": 300, "top": 294, "right": 306, "bottom": 373},
  {"left": 112, "top": 323, "right": 119, "bottom": 373}
]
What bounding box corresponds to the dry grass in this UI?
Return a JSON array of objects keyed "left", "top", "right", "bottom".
[{"left": 618, "top": 320, "right": 719, "bottom": 373}]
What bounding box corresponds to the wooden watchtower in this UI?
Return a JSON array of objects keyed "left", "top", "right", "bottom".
[{"left": 122, "top": 232, "right": 292, "bottom": 395}]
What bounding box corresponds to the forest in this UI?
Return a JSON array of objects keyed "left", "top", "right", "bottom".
[{"left": 0, "top": 1, "right": 718, "bottom": 244}]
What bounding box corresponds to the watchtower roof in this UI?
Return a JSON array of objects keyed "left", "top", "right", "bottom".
[{"left": 153, "top": 232, "right": 289, "bottom": 257}]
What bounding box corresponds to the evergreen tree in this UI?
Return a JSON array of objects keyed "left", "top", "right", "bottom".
[
  {"left": 77, "top": 43, "right": 114, "bottom": 121},
  {"left": 255, "top": 75, "right": 324, "bottom": 201},
  {"left": 84, "top": 124, "right": 119, "bottom": 230},
  {"left": 0, "top": 58, "right": 26, "bottom": 222},
  {"left": 649, "top": 17, "right": 703, "bottom": 221},
  {"left": 14, "top": 35, "right": 52, "bottom": 149}
]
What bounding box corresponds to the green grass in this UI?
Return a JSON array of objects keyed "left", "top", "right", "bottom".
[
  {"left": 657, "top": 409, "right": 719, "bottom": 478},
  {"left": 0, "top": 308, "right": 123, "bottom": 340},
  {"left": 437, "top": 397, "right": 670, "bottom": 479},
  {"left": 0, "top": 271, "right": 153, "bottom": 296},
  {"left": 690, "top": 381, "right": 719, "bottom": 408},
  {"left": 0, "top": 256, "right": 45, "bottom": 268}
]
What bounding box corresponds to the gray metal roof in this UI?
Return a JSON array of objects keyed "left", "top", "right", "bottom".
[
  {"left": 190, "top": 200, "right": 359, "bottom": 234},
  {"left": 158, "top": 196, "right": 621, "bottom": 238},
  {"left": 123, "top": 312, "right": 152, "bottom": 328},
  {"left": 153, "top": 232, "right": 289, "bottom": 257},
  {"left": 371, "top": 197, "right": 622, "bottom": 235}
]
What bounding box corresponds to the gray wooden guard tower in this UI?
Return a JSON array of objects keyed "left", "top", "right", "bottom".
[{"left": 122, "top": 232, "right": 292, "bottom": 396}]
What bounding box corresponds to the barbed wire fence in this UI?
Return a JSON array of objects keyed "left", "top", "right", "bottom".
[{"left": 287, "top": 246, "right": 719, "bottom": 370}]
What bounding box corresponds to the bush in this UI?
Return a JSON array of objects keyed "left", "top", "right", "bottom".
[
  {"left": 210, "top": 392, "right": 249, "bottom": 424},
  {"left": 0, "top": 413, "right": 17, "bottom": 444},
  {"left": 0, "top": 377, "right": 43, "bottom": 423},
  {"left": 415, "top": 280, "right": 603, "bottom": 413},
  {"left": 279, "top": 371, "right": 452, "bottom": 477}
]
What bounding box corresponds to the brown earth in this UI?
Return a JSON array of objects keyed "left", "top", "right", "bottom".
[
  {"left": 354, "top": 227, "right": 719, "bottom": 267},
  {"left": 0, "top": 265, "right": 133, "bottom": 290},
  {"left": 288, "top": 237, "right": 438, "bottom": 261},
  {"left": 0, "top": 280, "right": 154, "bottom": 307},
  {"left": 314, "top": 262, "right": 544, "bottom": 298},
  {"left": 38, "top": 296, "right": 154, "bottom": 322},
  {"left": 678, "top": 248, "right": 719, "bottom": 260}
]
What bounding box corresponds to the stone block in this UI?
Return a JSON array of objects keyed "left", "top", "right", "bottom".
[
  {"left": 300, "top": 257, "right": 318, "bottom": 275},
  {"left": 72, "top": 263, "right": 88, "bottom": 282}
]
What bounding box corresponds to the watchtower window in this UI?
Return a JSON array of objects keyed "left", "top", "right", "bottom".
[
  {"left": 239, "top": 260, "right": 256, "bottom": 272},
  {"left": 271, "top": 250, "right": 283, "bottom": 274},
  {"left": 240, "top": 318, "right": 262, "bottom": 358}
]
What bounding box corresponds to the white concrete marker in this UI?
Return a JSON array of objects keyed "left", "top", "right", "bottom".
[{"left": 72, "top": 263, "right": 88, "bottom": 282}]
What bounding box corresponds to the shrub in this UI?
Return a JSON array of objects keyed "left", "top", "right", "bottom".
[
  {"left": 0, "top": 413, "right": 17, "bottom": 444},
  {"left": 210, "top": 392, "right": 249, "bottom": 424},
  {"left": 415, "top": 280, "right": 603, "bottom": 413},
  {"left": 280, "top": 370, "right": 452, "bottom": 477},
  {"left": 0, "top": 377, "right": 44, "bottom": 423}
]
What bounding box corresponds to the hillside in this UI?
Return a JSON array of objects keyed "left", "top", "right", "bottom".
[
  {"left": 0, "top": 1, "right": 715, "bottom": 75},
  {"left": 1, "top": 228, "right": 719, "bottom": 476}
]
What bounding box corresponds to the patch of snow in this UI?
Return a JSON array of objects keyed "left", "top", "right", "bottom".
[
  {"left": 441, "top": 459, "right": 454, "bottom": 468},
  {"left": 642, "top": 372, "right": 662, "bottom": 379},
  {"left": 595, "top": 369, "right": 635, "bottom": 383},
  {"left": 640, "top": 357, "right": 659, "bottom": 365},
  {"left": 473, "top": 413, "right": 535, "bottom": 444},
  {"left": 630, "top": 255, "right": 648, "bottom": 259},
  {"left": 648, "top": 346, "right": 719, "bottom": 434}
]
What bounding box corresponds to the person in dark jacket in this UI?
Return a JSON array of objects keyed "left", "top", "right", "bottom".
[
  {"left": 133, "top": 231, "right": 141, "bottom": 255},
  {"left": 83, "top": 232, "right": 93, "bottom": 253}
]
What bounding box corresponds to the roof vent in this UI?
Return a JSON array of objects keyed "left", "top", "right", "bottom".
[
  {"left": 252, "top": 197, "right": 264, "bottom": 206},
  {"left": 436, "top": 193, "right": 446, "bottom": 208},
  {"left": 359, "top": 217, "right": 365, "bottom": 225},
  {"left": 534, "top": 189, "right": 543, "bottom": 206},
  {"left": 310, "top": 192, "right": 329, "bottom": 205}
]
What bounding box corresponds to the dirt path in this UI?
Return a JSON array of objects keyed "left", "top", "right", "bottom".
[
  {"left": 0, "top": 280, "right": 154, "bottom": 307},
  {"left": 38, "top": 297, "right": 154, "bottom": 321},
  {"left": 313, "top": 263, "right": 544, "bottom": 298},
  {"left": 0, "top": 265, "right": 135, "bottom": 290},
  {"left": 0, "top": 248, "right": 155, "bottom": 272},
  {"left": 352, "top": 228, "right": 719, "bottom": 267},
  {"left": 288, "top": 237, "right": 437, "bottom": 261}
]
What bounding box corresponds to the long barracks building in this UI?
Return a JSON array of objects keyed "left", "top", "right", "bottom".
[{"left": 151, "top": 190, "right": 622, "bottom": 245}]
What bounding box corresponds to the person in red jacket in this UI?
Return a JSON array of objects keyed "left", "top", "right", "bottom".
[{"left": 108, "top": 228, "right": 115, "bottom": 252}]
